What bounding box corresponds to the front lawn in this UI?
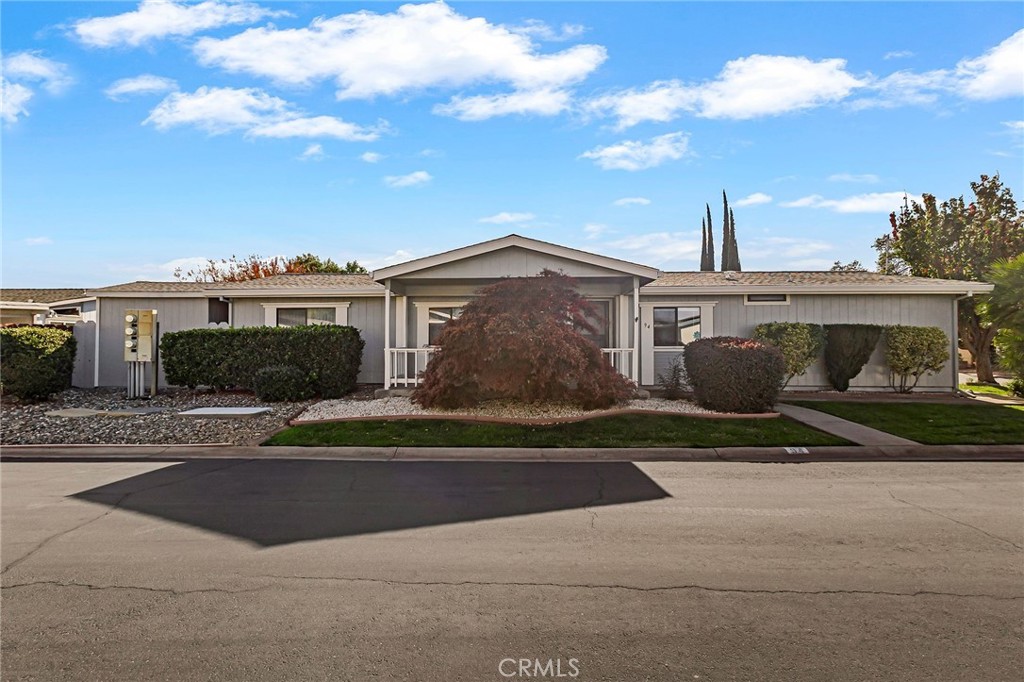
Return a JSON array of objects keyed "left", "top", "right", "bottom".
[
  {"left": 789, "top": 401, "right": 1024, "bottom": 445},
  {"left": 265, "top": 413, "right": 848, "bottom": 448}
]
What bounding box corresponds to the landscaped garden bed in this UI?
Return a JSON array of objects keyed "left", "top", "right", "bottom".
[{"left": 788, "top": 401, "right": 1024, "bottom": 445}]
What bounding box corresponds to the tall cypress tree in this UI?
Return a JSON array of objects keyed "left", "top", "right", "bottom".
[
  {"left": 730, "top": 207, "right": 741, "bottom": 271},
  {"left": 699, "top": 218, "right": 709, "bottom": 271},
  {"left": 704, "top": 204, "right": 715, "bottom": 271}
]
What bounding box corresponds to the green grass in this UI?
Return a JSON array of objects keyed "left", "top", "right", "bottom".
[
  {"left": 265, "top": 413, "right": 849, "bottom": 448},
  {"left": 789, "top": 401, "right": 1024, "bottom": 445},
  {"left": 960, "top": 383, "right": 1015, "bottom": 398}
]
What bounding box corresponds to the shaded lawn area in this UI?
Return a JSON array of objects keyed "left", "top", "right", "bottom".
[
  {"left": 960, "top": 383, "right": 1016, "bottom": 398},
  {"left": 265, "top": 414, "right": 848, "bottom": 448},
  {"left": 790, "top": 401, "right": 1024, "bottom": 445}
]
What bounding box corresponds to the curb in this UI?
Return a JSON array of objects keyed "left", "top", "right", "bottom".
[
  {"left": 2, "top": 443, "right": 1022, "bottom": 463},
  {"left": 289, "top": 408, "right": 781, "bottom": 427}
]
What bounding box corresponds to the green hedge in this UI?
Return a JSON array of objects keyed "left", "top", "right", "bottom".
[
  {"left": 160, "top": 325, "right": 364, "bottom": 398},
  {"left": 883, "top": 325, "right": 948, "bottom": 393},
  {"left": 683, "top": 336, "right": 785, "bottom": 413},
  {"left": 753, "top": 322, "right": 826, "bottom": 387},
  {"left": 0, "top": 326, "right": 77, "bottom": 401},
  {"left": 824, "top": 324, "right": 882, "bottom": 392},
  {"left": 254, "top": 365, "right": 315, "bottom": 402}
]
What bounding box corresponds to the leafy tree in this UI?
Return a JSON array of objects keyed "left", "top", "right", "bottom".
[
  {"left": 175, "top": 253, "right": 368, "bottom": 282},
  {"left": 873, "top": 174, "right": 1024, "bottom": 383},
  {"left": 982, "top": 255, "right": 1024, "bottom": 382},
  {"left": 883, "top": 325, "right": 949, "bottom": 393},
  {"left": 414, "top": 270, "right": 636, "bottom": 409},
  {"left": 753, "top": 322, "right": 826, "bottom": 387},
  {"left": 830, "top": 260, "right": 867, "bottom": 272}
]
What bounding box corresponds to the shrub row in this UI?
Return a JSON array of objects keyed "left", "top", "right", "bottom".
[
  {"left": 160, "top": 325, "right": 364, "bottom": 399},
  {"left": 0, "top": 326, "right": 77, "bottom": 401}
]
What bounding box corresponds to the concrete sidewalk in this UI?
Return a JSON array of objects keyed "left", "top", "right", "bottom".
[
  {"left": 2, "top": 442, "right": 1022, "bottom": 462},
  {"left": 775, "top": 403, "right": 920, "bottom": 446}
]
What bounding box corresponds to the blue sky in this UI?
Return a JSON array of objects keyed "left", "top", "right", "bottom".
[{"left": 2, "top": 1, "right": 1022, "bottom": 287}]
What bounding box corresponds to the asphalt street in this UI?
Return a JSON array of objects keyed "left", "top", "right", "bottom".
[{"left": 2, "top": 459, "right": 1022, "bottom": 681}]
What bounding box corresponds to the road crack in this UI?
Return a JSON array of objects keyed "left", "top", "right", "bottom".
[
  {"left": 1, "top": 580, "right": 266, "bottom": 596},
  {"left": 888, "top": 490, "right": 1023, "bottom": 550},
  {"left": 582, "top": 466, "right": 607, "bottom": 529}
]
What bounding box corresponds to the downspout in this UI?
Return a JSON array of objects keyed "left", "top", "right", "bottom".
[
  {"left": 632, "top": 276, "right": 640, "bottom": 383},
  {"left": 93, "top": 297, "right": 101, "bottom": 387},
  {"left": 952, "top": 291, "right": 974, "bottom": 398},
  {"left": 384, "top": 279, "right": 392, "bottom": 390}
]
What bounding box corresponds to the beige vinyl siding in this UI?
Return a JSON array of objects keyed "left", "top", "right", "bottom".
[
  {"left": 397, "top": 246, "right": 639, "bottom": 280},
  {"left": 96, "top": 297, "right": 206, "bottom": 387},
  {"left": 640, "top": 293, "right": 957, "bottom": 390}
]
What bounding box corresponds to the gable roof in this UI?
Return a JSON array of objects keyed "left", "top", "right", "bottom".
[
  {"left": 0, "top": 288, "right": 91, "bottom": 304},
  {"left": 87, "top": 275, "right": 384, "bottom": 298},
  {"left": 373, "top": 234, "right": 660, "bottom": 281},
  {"left": 646, "top": 271, "right": 993, "bottom": 295},
  {"left": 87, "top": 281, "right": 208, "bottom": 297}
]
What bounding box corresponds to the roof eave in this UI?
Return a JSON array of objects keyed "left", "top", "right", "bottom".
[
  {"left": 213, "top": 288, "right": 385, "bottom": 298},
  {"left": 641, "top": 283, "right": 995, "bottom": 295}
]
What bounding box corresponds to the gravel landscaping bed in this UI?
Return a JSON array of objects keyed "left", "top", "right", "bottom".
[
  {"left": 1, "top": 388, "right": 313, "bottom": 446},
  {"left": 296, "top": 396, "right": 716, "bottom": 423}
]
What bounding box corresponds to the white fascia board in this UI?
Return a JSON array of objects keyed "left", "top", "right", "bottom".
[
  {"left": 640, "top": 283, "right": 994, "bottom": 296},
  {"left": 47, "top": 296, "right": 96, "bottom": 307},
  {"left": 373, "top": 234, "right": 660, "bottom": 281},
  {"left": 0, "top": 301, "right": 51, "bottom": 311}
]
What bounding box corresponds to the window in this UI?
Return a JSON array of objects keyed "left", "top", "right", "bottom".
[
  {"left": 653, "top": 307, "right": 701, "bottom": 347},
  {"left": 577, "top": 300, "right": 611, "bottom": 349},
  {"left": 428, "top": 307, "right": 462, "bottom": 345},
  {"left": 208, "top": 299, "right": 229, "bottom": 324},
  {"left": 745, "top": 293, "right": 790, "bottom": 305},
  {"left": 276, "top": 307, "right": 336, "bottom": 327}
]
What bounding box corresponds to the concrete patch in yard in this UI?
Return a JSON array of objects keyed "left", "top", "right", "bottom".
[
  {"left": 178, "top": 407, "right": 273, "bottom": 418},
  {"left": 44, "top": 408, "right": 104, "bottom": 418}
]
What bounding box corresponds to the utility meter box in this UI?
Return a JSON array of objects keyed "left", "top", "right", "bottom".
[{"left": 124, "top": 309, "right": 157, "bottom": 362}]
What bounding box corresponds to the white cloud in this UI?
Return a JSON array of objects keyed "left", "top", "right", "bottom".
[
  {"left": 479, "top": 212, "right": 536, "bottom": 224},
  {"left": 587, "top": 55, "right": 864, "bottom": 128},
  {"left": 747, "top": 236, "right": 832, "bottom": 259},
  {"left": 1004, "top": 120, "right": 1024, "bottom": 131},
  {"left": 248, "top": 115, "right": 385, "bottom": 141},
  {"left": 3, "top": 52, "right": 73, "bottom": 93},
  {"left": 23, "top": 236, "right": 54, "bottom": 246},
  {"left": 580, "top": 132, "right": 691, "bottom": 171},
  {"left": 106, "top": 255, "right": 212, "bottom": 280},
  {"left": 780, "top": 191, "right": 918, "bottom": 213},
  {"left": 883, "top": 50, "right": 914, "bottom": 60},
  {"left": 73, "top": 0, "right": 285, "bottom": 48},
  {"left": 434, "top": 88, "right": 571, "bottom": 121},
  {"left": 734, "top": 192, "right": 773, "bottom": 207},
  {"left": 195, "top": 2, "right": 606, "bottom": 101},
  {"left": 827, "top": 173, "right": 880, "bottom": 183},
  {"left": 508, "top": 20, "right": 584, "bottom": 42},
  {"left": 145, "top": 86, "right": 289, "bottom": 133},
  {"left": 361, "top": 249, "right": 416, "bottom": 271},
  {"left": 1, "top": 80, "right": 33, "bottom": 123},
  {"left": 612, "top": 197, "right": 650, "bottom": 207},
  {"left": 955, "top": 28, "right": 1024, "bottom": 100},
  {"left": 605, "top": 232, "right": 701, "bottom": 265},
  {"left": 105, "top": 74, "right": 178, "bottom": 100},
  {"left": 360, "top": 151, "right": 384, "bottom": 163},
  {"left": 384, "top": 170, "right": 432, "bottom": 188},
  {"left": 144, "top": 86, "right": 384, "bottom": 141},
  {"left": 583, "top": 223, "right": 610, "bottom": 239},
  {"left": 298, "top": 143, "right": 324, "bottom": 161}
]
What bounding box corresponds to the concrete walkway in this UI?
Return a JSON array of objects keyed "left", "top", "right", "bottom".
[{"left": 775, "top": 403, "right": 920, "bottom": 446}]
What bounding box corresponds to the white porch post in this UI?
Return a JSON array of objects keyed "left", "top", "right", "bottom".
[
  {"left": 632, "top": 276, "right": 640, "bottom": 383},
  {"left": 384, "top": 279, "right": 392, "bottom": 389}
]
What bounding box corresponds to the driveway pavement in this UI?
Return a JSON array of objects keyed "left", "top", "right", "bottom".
[{"left": 2, "top": 460, "right": 1022, "bottom": 681}]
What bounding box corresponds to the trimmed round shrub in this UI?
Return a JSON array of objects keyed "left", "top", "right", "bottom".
[
  {"left": 824, "top": 324, "right": 882, "bottom": 392},
  {"left": 253, "top": 365, "right": 314, "bottom": 402},
  {"left": 683, "top": 336, "right": 785, "bottom": 413},
  {"left": 0, "top": 326, "right": 77, "bottom": 401},
  {"left": 753, "top": 322, "right": 826, "bottom": 387},
  {"left": 883, "top": 325, "right": 949, "bottom": 393}
]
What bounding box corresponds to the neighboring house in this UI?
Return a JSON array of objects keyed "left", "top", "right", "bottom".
[
  {"left": 0, "top": 288, "right": 94, "bottom": 326},
  {"left": 82, "top": 234, "right": 994, "bottom": 392}
]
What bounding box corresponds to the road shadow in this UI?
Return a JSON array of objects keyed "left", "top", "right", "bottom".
[{"left": 72, "top": 460, "right": 670, "bottom": 546}]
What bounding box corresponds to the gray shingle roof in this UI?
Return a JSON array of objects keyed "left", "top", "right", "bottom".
[
  {"left": 207, "top": 274, "right": 381, "bottom": 290},
  {"left": 0, "top": 288, "right": 90, "bottom": 303},
  {"left": 648, "top": 271, "right": 976, "bottom": 287},
  {"left": 89, "top": 281, "right": 208, "bottom": 293}
]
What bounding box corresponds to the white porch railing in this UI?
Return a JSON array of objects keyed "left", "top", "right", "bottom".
[
  {"left": 388, "top": 346, "right": 635, "bottom": 387},
  {"left": 387, "top": 347, "right": 436, "bottom": 387},
  {"left": 601, "top": 348, "right": 635, "bottom": 382}
]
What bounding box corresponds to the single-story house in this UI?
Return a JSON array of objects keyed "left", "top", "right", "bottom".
[
  {"left": 0, "top": 288, "right": 95, "bottom": 327},
  {"left": 81, "top": 234, "right": 993, "bottom": 392}
]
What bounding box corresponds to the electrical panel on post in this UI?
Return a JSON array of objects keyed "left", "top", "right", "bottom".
[{"left": 124, "top": 309, "right": 157, "bottom": 362}]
